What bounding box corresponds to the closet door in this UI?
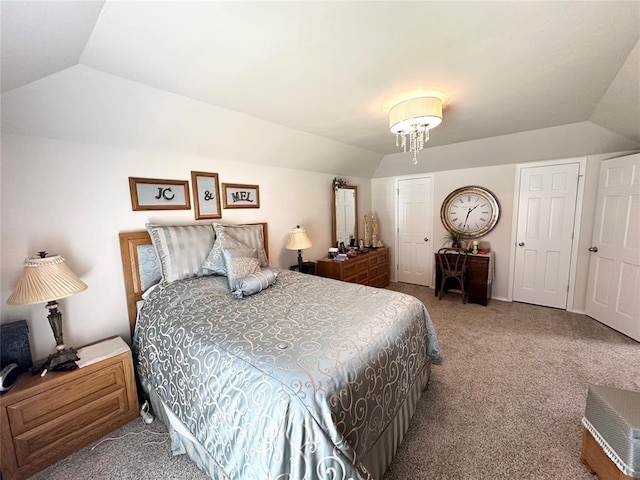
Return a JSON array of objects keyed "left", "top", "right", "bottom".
[
  {"left": 397, "top": 177, "right": 433, "bottom": 286},
  {"left": 585, "top": 154, "right": 640, "bottom": 341},
  {"left": 512, "top": 162, "right": 580, "bottom": 309}
]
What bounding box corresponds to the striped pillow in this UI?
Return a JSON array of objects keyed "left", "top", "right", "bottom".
[
  {"left": 231, "top": 268, "right": 277, "bottom": 299},
  {"left": 146, "top": 223, "right": 216, "bottom": 284},
  {"left": 213, "top": 223, "right": 268, "bottom": 267}
]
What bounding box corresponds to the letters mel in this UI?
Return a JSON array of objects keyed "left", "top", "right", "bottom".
[{"left": 222, "top": 183, "right": 260, "bottom": 209}]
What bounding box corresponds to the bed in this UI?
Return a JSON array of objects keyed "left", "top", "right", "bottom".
[{"left": 119, "top": 222, "right": 442, "bottom": 480}]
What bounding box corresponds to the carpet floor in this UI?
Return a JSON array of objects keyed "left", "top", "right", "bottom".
[{"left": 31, "top": 283, "right": 639, "bottom": 480}]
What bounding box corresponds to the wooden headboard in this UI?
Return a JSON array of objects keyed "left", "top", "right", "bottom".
[{"left": 119, "top": 223, "right": 269, "bottom": 336}]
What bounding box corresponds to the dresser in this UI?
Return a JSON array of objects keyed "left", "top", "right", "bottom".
[
  {"left": 316, "top": 247, "right": 390, "bottom": 287},
  {"left": 0, "top": 339, "right": 139, "bottom": 480},
  {"left": 434, "top": 251, "right": 494, "bottom": 306}
]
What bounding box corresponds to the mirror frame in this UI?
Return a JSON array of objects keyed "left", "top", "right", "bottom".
[{"left": 331, "top": 184, "right": 358, "bottom": 247}]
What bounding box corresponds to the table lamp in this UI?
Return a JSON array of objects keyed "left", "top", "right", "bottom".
[
  {"left": 7, "top": 251, "right": 87, "bottom": 367},
  {"left": 285, "top": 225, "right": 312, "bottom": 271}
]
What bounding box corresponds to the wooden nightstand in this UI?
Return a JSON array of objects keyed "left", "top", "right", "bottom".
[
  {"left": 289, "top": 261, "right": 316, "bottom": 275},
  {"left": 0, "top": 337, "right": 139, "bottom": 480}
]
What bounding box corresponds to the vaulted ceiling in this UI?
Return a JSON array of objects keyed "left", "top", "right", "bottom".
[{"left": 2, "top": 1, "right": 639, "bottom": 155}]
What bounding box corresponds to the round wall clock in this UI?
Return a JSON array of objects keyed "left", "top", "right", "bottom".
[{"left": 440, "top": 186, "right": 501, "bottom": 238}]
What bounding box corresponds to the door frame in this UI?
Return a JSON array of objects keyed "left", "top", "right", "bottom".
[
  {"left": 394, "top": 173, "right": 435, "bottom": 284},
  {"left": 507, "top": 157, "right": 587, "bottom": 311}
]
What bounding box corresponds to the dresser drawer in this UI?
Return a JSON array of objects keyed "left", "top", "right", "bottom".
[
  {"left": 345, "top": 270, "right": 369, "bottom": 285},
  {"left": 370, "top": 263, "right": 388, "bottom": 277},
  {"left": 370, "top": 272, "right": 390, "bottom": 288},
  {"left": 342, "top": 258, "right": 368, "bottom": 278},
  {"left": 13, "top": 387, "right": 129, "bottom": 466},
  {"left": 372, "top": 249, "right": 389, "bottom": 265},
  {"left": 7, "top": 362, "right": 127, "bottom": 436}
]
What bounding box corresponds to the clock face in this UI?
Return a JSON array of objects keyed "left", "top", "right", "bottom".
[{"left": 441, "top": 186, "right": 500, "bottom": 238}]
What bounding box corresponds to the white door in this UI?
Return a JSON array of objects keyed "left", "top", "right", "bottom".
[
  {"left": 513, "top": 163, "right": 580, "bottom": 308},
  {"left": 585, "top": 154, "right": 640, "bottom": 341},
  {"left": 397, "top": 177, "right": 433, "bottom": 286}
]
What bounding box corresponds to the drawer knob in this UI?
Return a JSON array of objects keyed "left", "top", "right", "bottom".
[{"left": 424, "top": 237, "right": 429, "bottom": 242}]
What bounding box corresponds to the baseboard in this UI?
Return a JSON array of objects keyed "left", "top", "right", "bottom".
[{"left": 491, "top": 296, "right": 509, "bottom": 302}]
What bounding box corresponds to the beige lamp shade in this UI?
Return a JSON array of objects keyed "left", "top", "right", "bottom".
[
  {"left": 389, "top": 96, "right": 443, "bottom": 134},
  {"left": 7, "top": 255, "right": 87, "bottom": 305},
  {"left": 286, "top": 227, "right": 312, "bottom": 251}
]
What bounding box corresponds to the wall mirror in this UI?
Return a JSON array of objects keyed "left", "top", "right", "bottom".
[{"left": 332, "top": 180, "right": 358, "bottom": 247}]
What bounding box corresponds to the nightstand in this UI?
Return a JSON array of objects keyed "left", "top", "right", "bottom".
[
  {"left": 0, "top": 337, "right": 139, "bottom": 480},
  {"left": 290, "top": 261, "right": 316, "bottom": 275}
]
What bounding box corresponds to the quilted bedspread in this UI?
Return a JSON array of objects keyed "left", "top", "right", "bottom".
[{"left": 135, "top": 270, "right": 442, "bottom": 480}]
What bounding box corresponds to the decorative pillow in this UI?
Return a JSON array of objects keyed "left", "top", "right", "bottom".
[
  {"left": 202, "top": 232, "right": 250, "bottom": 276},
  {"left": 146, "top": 223, "right": 215, "bottom": 284},
  {"left": 137, "top": 243, "right": 161, "bottom": 292},
  {"left": 213, "top": 223, "right": 268, "bottom": 267},
  {"left": 222, "top": 247, "right": 260, "bottom": 290},
  {"left": 231, "top": 268, "right": 277, "bottom": 299}
]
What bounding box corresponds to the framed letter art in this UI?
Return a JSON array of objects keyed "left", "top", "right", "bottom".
[
  {"left": 129, "top": 177, "right": 191, "bottom": 211},
  {"left": 191, "top": 171, "right": 222, "bottom": 220},
  {"left": 222, "top": 183, "right": 260, "bottom": 209}
]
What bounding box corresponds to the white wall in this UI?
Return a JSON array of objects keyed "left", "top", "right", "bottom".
[
  {"left": 0, "top": 133, "right": 371, "bottom": 360},
  {"left": 2, "top": 64, "right": 638, "bottom": 360},
  {"left": 372, "top": 164, "right": 515, "bottom": 300},
  {"left": 0, "top": 65, "right": 377, "bottom": 361},
  {"left": 373, "top": 118, "right": 639, "bottom": 309},
  {"left": 1, "top": 65, "right": 383, "bottom": 178},
  {"left": 372, "top": 152, "right": 637, "bottom": 310},
  {"left": 374, "top": 121, "right": 639, "bottom": 178}
]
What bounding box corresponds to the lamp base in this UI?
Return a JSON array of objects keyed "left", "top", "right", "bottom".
[
  {"left": 48, "top": 347, "right": 79, "bottom": 367},
  {"left": 32, "top": 348, "right": 79, "bottom": 375}
]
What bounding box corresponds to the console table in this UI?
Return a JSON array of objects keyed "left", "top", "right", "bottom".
[
  {"left": 316, "top": 248, "right": 390, "bottom": 287},
  {"left": 434, "top": 251, "right": 494, "bottom": 306}
]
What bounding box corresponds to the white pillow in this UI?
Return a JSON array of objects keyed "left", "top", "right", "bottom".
[{"left": 222, "top": 247, "right": 260, "bottom": 290}]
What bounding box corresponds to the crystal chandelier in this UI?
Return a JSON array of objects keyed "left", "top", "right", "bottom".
[{"left": 389, "top": 96, "right": 443, "bottom": 165}]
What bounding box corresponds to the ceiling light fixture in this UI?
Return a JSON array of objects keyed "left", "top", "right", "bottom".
[{"left": 389, "top": 96, "right": 443, "bottom": 165}]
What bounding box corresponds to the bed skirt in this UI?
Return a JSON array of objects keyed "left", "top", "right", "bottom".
[{"left": 140, "top": 361, "right": 431, "bottom": 480}]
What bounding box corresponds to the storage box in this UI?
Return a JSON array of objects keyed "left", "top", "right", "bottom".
[{"left": 581, "top": 385, "right": 640, "bottom": 479}]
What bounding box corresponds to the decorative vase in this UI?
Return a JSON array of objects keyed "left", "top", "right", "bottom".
[{"left": 364, "top": 215, "right": 371, "bottom": 247}]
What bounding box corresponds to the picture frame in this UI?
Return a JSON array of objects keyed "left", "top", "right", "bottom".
[
  {"left": 191, "top": 171, "right": 222, "bottom": 220},
  {"left": 222, "top": 183, "right": 260, "bottom": 209},
  {"left": 129, "top": 177, "right": 190, "bottom": 211}
]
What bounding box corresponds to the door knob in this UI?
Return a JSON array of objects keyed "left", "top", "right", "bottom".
[
  {"left": 424, "top": 237, "right": 429, "bottom": 242},
  {"left": 518, "top": 242, "right": 525, "bottom": 247},
  {"left": 588, "top": 246, "right": 598, "bottom": 252}
]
